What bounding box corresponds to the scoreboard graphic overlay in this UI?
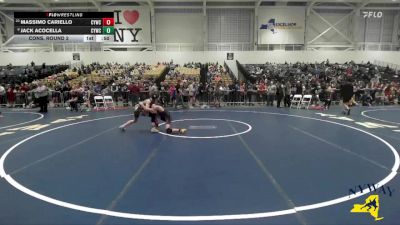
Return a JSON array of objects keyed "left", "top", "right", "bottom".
[{"left": 14, "top": 12, "right": 114, "bottom": 43}]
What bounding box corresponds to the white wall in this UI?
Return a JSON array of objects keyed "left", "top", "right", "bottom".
[
  {"left": 306, "top": 9, "right": 400, "bottom": 46},
  {"left": 306, "top": 9, "right": 353, "bottom": 44},
  {"left": 208, "top": 9, "right": 253, "bottom": 44},
  {"left": 155, "top": 11, "right": 203, "bottom": 45},
  {"left": 0, "top": 51, "right": 399, "bottom": 67}
]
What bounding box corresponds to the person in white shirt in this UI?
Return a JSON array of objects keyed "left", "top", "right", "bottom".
[
  {"left": 149, "top": 83, "right": 158, "bottom": 97},
  {"left": 188, "top": 82, "right": 196, "bottom": 108},
  {"left": 267, "top": 81, "right": 277, "bottom": 106},
  {"left": 0, "top": 84, "right": 5, "bottom": 107},
  {"left": 34, "top": 82, "right": 49, "bottom": 113}
]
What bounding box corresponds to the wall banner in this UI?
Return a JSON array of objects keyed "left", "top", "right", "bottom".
[
  {"left": 102, "top": 6, "right": 151, "bottom": 45},
  {"left": 258, "top": 7, "right": 305, "bottom": 45}
]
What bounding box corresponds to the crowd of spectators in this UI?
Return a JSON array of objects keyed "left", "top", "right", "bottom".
[
  {"left": 207, "top": 63, "right": 233, "bottom": 86},
  {"left": 0, "top": 62, "right": 68, "bottom": 84},
  {"left": 0, "top": 61, "right": 168, "bottom": 109},
  {"left": 0, "top": 60, "right": 399, "bottom": 111},
  {"left": 0, "top": 62, "right": 68, "bottom": 107},
  {"left": 241, "top": 60, "right": 400, "bottom": 107},
  {"left": 161, "top": 62, "right": 201, "bottom": 108}
]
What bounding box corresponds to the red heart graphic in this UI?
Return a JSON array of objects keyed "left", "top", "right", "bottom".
[{"left": 123, "top": 10, "right": 140, "bottom": 25}]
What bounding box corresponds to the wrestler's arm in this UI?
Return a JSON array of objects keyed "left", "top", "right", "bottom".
[{"left": 142, "top": 104, "right": 157, "bottom": 114}]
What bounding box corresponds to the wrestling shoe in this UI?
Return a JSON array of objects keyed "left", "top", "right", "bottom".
[
  {"left": 179, "top": 128, "right": 187, "bottom": 134},
  {"left": 150, "top": 127, "right": 160, "bottom": 133}
]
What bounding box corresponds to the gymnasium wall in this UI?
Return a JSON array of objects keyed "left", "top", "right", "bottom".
[
  {"left": 0, "top": 51, "right": 399, "bottom": 67},
  {"left": 155, "top": 9, "right": 204, "bottom": 49}
]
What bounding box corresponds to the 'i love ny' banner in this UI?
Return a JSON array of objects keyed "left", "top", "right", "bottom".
[{"left": 102, "top": 6, "right": 151, "bottom": 45}]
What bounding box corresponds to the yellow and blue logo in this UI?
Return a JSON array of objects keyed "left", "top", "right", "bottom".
[
  {"left": 351, "top": 195, "right": 383, "bottom": 221},
  {"left": 259, "top": 18, "right": 301, "bottom": 34}
]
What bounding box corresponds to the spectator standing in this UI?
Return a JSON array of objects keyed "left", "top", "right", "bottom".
[
  {"left": 257, "top": 82, "right": 266, "bottom": 103},
  {"left": 128, "top": 82, "right": 140, "bottom": 106},
  {"left": 111, "top": 83, "right": 119, "bottom": 103},
  {"left": 21, "top": 82, "right": 30, "bottom": 93},
  {"left": 188, "top": 82, "right": 196, "bottom": 108},
  {"left": 324, "top": 85, "right": 333, "bottom": 110},
  {"left": 35, "top": 82, "right": 49, "bottom": 113},
  {"left": 267, "top": 81, "right": 276, "bottom": 106},
  {"left": 284, "top": 81, "right": 291, "bottom": 107},
  {"left": 149, "top": 83, "right": 159, "bottom": 97},
  {"left": 93, "top": 82, "right": 102, "bottom": 95},
  {"left": 0, "top": 84, "right": 6, "bottom": 106},
  {"left": 6, "top": 85, "right": 16, "bottom": 108},
  {"left": 295, "top": 81, "right": 303, "bottom": 95},
  {"left": 340, "top": 79, "right": 354, "bottom": 115},
  {"left": 169, "top": 84, "right": 177, "bottom": 108},
  {"left": 239, "top": 82, "right": 246, "bottom": 103},
  {"left": 175, "top": 81, "right": 184, "bottom": 108},
  {"left": 198, "top": 82, "right": 205, "bottom": 103},
  {"left": 276, "top": 82, "right": 284, "bottom": 108},
  {"left": 214, "top": 82, "right": 222, "bottom": 107}
]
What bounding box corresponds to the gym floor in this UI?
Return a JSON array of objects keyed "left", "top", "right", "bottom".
[{"left": 0, "top": 105, "right": 399, "bottom": 225}]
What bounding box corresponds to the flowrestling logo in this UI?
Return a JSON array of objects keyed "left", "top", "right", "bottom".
[
  {"left": 362, "top": 11, "right": 383, "bottom": 18},
  {"left": 259, "top": 18, "right": 302, "bottom": 34}
]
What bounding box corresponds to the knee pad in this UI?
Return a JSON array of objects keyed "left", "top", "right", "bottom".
[{"left": 166, "top": 128, "right": 172, "bottom": 134}]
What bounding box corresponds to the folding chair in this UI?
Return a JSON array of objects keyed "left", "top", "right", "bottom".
[
  {"left": 103, "top": 95, "right": 115, "bottom": 109},
  {"left": 299, "top": 94, "right": 312, "bottom": 109},
  {"left": 290, "top": 94, "right": 302, "bottom": 109},
  {"left": 94, "top": 95, "right": 105, "bottom": 110}
]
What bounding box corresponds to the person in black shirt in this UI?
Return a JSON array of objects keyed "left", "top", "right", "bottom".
[
  {"left": 340, "top": 79, "right": 354, "bottom": 115},
  {"left": 284, "top": 81, "right": 291, "bottom": 107},
  {"left": 295, "top": 81, "right": 303, "bottom": 95},
  {"left": 276, "top": 82, "right": 284, "bottom": 108}
]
